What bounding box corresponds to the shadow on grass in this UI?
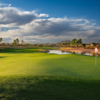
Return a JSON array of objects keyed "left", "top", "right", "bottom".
[
  {"left": 0, "top": 56, "right": 7, "bottom": 59},
  {"left": 0, "top": 76, "right": 100, "bottom": 100},
  {"left": 0, "top": 48, "right": 39, "bottom": 53},
  {"left": 0, "top": 47, "right": 54, "bottom": 53}
]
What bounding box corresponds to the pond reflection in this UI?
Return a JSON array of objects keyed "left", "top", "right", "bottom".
[
  {"left": 47, "top": 50, "right": 71, "bottom": 55},
  {"left": 47, "top": 50, "right": 93, "bottom": 56}
]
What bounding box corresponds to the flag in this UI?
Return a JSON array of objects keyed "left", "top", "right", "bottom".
[{"left": 95, "top": 46, "right": 98, "bottom": 52}]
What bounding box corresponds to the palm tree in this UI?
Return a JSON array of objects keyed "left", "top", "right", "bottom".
[
  {"left": 12, "top": 38, "right": 19, "bottom": 46},
  {"left": 16, "top": 38, "right": 19, "bottom": 44},
  {"left": 21, "top": 40, "right": 25, "bottom": 45},
  {"left": 0, "top": 38, "right": 2, "bottom": 43}
]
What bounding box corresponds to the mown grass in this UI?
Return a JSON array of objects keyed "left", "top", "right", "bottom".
[
  {"left": 0, "top": 49, "right": 100, "bottom": 100},
  {"left": 0, "top": 53, "right": 100, "bottom": 78},
  {"left": 0, "top": 47, "right": 55, "bottom": 53},
  {"left": 0, "top": 76, "right": 100, "bottom": 100}
]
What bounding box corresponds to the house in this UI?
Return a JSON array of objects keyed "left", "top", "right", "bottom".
[
  {"left": 70, "top": 45, "right": 75, "bottom": 47},
  {"left": 90, "top": 43, "right": 96, "bottom": 48},
  {"left": 90, "top": 43, "right": 95, "bottom": 47},
  {"left": 96, "top": 42, "right": 100, "bottom": 48},
  {"left": 78, "top": 44, "right": 82, "bottom": 47},
  {"left": 85, "top": 44, "right": 90, "bottom": 48}
]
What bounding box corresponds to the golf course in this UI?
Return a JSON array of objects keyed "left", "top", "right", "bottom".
[{"left": 0, "top": 48, "right": 100, "bottom": 100}]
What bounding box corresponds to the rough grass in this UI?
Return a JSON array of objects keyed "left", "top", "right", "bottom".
[{"left": 0, "top": 50, "right": 100, "bottom": 100}]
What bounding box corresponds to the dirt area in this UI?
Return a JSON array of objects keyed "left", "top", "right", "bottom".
[{"left": 60, "top": 47, "right": 100, "bottom": 56}]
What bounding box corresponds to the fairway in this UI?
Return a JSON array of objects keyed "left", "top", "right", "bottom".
[
  {"left": 0, "top": 52, "right": 100, "bottom": 100},
  {"left": 0, "top": 53, "right": 100, "bottom": 79}
]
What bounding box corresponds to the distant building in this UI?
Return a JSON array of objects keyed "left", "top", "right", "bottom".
[
  {"left": 90, "top": 43, "right": 95, "bottom": 47},
  {"left": 85, "top": 44, "right": 90, "bottom": 48},
  {"left": 78, "top": 44, "right": 82, "bottom": 47}
]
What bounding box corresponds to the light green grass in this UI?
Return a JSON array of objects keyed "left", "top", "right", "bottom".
[{"left": 0, "top": 53, "right": 100, "bottom": 79}]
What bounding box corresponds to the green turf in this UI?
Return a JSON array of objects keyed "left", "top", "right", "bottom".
[
  {"left": 0, "top": 47, "right": 55, "bottom": 53},
  {"left": 0, "top": 53, "right": 100, "bottom": 79},
  {"left": 0, "top": 51, "right": 100, "bottom": 100},
  {"left": 0, "top": 76, "right": 100, "bottom": 100}
]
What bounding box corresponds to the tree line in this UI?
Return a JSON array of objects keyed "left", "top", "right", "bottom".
[
  {"left": 0, "top": 38, "right": 26, "bottom": 46},
  {"left": 0, "top": 37, "right": 99, "bottom": 48},
  {"left": 60, "top": 38, "right": 85, "bottom": 47},
  {"left": 0, "top": 38, "right": 56, "bottom": 47}
]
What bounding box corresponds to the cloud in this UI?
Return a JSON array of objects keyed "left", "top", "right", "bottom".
[
  {"left": 8, "top": 4, "right": 12, "bottom": 7},
  {"left": 18, "top": 17, "right": 94, "bottom": 38},
  {"left": 39, "top": 13, "right": 49, "bottom": 17},
  {"left": 0, "top": 5, "right": 100, "bottom": 43},
  {"left": 0, "top": 7, "right": 39, "bottom": 26},
  {"left": 31, "top": 18, "right": 87, "bottom": 36},
  {"left": 0, "top": 3, "right": 11, "bottom": 7}
]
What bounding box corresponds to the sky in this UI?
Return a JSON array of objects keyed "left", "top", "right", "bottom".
[{"left": 0, "top": 0, "right": 100, "bottom": 43}]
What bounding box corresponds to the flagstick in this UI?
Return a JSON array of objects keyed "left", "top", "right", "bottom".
[
  {"left": 95, "top": 52, "right": 96, "bottom": 66},
  {"left": 95, "top": 46, "right": 98, "bottom": 66},
  {"left": 95, "top": 52, "right": 97, "bottom": 66}
]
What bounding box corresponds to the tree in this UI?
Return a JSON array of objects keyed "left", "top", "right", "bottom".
[
  {"left": 21, "top": 40, "right": 25, "bottom": 45},
  {"left": 82, "top": 43, "right": 86, "bottom": 48},
  {"left": 92, "top": 42, "right": 96, "bottom": 46},
  {"left": 77, "top": 38, "right": 82, "bottom": 44},
  {"left": 71, "top": 38, "right": 77, "bottom": 45},
  {"left": 0, "top": 38, "right": 3, "bottom": 43},
  {"left": 13, "top": 39, "right": 17, "bottom": 45},
  {"left": 16, "top": 38, "right": 19, "bottom": 44},
  {"left": 38, "top": 44, "right": 43, "bottom": 47},
  {"left": 70, "top": 38, "right": 82, "bottom": 47},
  {"left": 72, "top": 38, "right": 77, "bottom": 42},
  {"left": 13, "top": 38, "right": 19, "bottom": 46}
]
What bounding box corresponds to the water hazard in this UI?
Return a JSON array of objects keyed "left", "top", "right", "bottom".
[
  {"left": 47, "top": 50, "right": 71, "bottom": 55},
  {"left": 47, "top": 50, "right": 92, "bottom": 56}
]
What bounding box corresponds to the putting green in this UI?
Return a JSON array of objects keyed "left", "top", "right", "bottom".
[{"left": 0, "top": 53, "right": 100, "bottom": 79}]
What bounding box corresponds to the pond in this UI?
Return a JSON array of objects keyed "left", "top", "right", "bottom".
[
  {"left": 82, "top": 52, "right": 92, "bottom": 56},
  {"left": 47, "top": 50, "right": 71, "bottom": 55},
  {"left": 75, "top": 52, "right": 92, "bottom": 56},
  {"left": 47, "top": 50, "right": 92, "bottom": 56}
]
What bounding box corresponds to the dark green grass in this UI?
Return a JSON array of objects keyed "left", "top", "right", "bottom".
[
  {"left": 0, "top": 47, "right": 55, "bottom": 53},
  {"left": 0, "top": 76, "right": 100, "bottom": 100}
]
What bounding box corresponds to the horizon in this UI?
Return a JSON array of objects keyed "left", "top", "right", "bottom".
[
  {"left": 0, "top": 0, "right": 100, "bottom": 43},
  {"left": 0, "top": 38, "right": 99, "bottom": 44}
]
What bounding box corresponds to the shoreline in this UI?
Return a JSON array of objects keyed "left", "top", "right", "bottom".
[{"left": 60, "top": 47, "right": 100, "bottom": 56}]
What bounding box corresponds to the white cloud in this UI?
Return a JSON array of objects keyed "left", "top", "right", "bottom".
[
  {"left": 0, "top": 5, "right": 100, "bottom": 43},
  {"left": 0, "top": 3, "right": 12, "bottom": 7},
  {"left": 39, "top": 13, "right": 49, "bottom": 17},
  {"left": 8, "top": 4, "right": 11, "bottom": 7},
  {"left": 0, "top": 7, "right": 39, "bottom": 26}
]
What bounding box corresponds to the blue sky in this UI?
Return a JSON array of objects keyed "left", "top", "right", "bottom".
[{"left": 0, "top": 0, "right": 100, "bottom": 43}]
